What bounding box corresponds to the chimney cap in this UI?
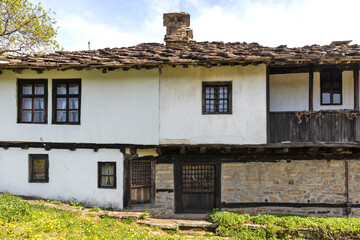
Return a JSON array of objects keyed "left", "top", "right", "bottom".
[{"left": 163, "top": 12, "right": 190, "bottom": 27}]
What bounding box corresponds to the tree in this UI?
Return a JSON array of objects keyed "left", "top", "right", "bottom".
[{"left": 0, "top": 0, "right": 59, "bottom": 55}]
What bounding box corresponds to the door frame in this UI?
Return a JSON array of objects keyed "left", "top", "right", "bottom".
[{"left": 174, "top": 156, "right": 221, "bottom": 213}]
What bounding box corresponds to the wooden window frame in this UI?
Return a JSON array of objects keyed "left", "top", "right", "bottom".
[
  {"left": 320, "top": 69, "right": 343, "bottom": 105},
  {"left": 98, "top": 162, "right": 117, "bottom": 189},
  {"left": 17, "top": 79, "right": 48, "bottom": 124},
  {"left": 29, "top": 154, "right": 49, "bottom": 183},
  {"left": 202, "top": 81, "right": 232, "bottom": 114},
  {"left": 52, "top": 79, "right": 81, "bottom": 125}
]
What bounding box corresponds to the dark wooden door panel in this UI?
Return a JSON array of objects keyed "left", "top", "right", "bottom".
[
  {"left": 181, "top": 193, "right": 215, "bottom": 213},
  {"left": 180, "top": 164, "right": 216, "bottom": 213},
  {"left": 130, "top": 161, "right": 153, "bottom": 205}
]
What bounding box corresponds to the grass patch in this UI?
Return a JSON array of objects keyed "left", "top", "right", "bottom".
[
  {"left": 1, "top": 193, "right": 220, "bottom": 239},
  {"left": 208, "top": 210, "right": 360, "bottom": 239}
]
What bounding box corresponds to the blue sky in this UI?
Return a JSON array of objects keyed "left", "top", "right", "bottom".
[{"left": 31, "top": 0, "right": 360, "bottom": 51}]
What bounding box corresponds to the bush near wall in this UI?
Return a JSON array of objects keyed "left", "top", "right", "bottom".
[{"left": 208, "top": 210, "right": 360, "bottom": 239}]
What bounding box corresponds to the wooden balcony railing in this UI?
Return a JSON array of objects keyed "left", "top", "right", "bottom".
[{"left": 269, "top": 111, "right": 360, "bottom": 143}]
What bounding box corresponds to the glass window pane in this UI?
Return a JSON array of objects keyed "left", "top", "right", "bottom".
[
  {"left": 33, "top": 111, "right": 44, "bottom": 122},
  {"left": 22, "top": 98, "right": 32, "bottom": 109},
  {"left": 33, "top": 159, "right": 46, "bottom": 180},
  {"left": 333, "top": 93, "right": 341, "bottom": 104},
  {"left": 322, "top": 93, "right": 331, "bottom": 104},
  {"left": 22, "top": 84, "right": 32, "bottom": 94},
  {"left": 57, "top": 111, "right": 67, "bottom": 122},
  {"left": 101, "top": 176, "right": 114, "bottom": 187},
  {"left": 69, "top": 84, "right": 79, "bottom": 94},
  {"left": 57, "top": 98, "right": 67, "bottom": 109},
  {"left": 22, "top": 111, "right": 32, "bottom": 122},
  {"left": 57, "top": 84, "right": 67, "bottom": 94},
  {"left": 69, "top": 110, "right": 79, "bottom": 122},
  {"left": 102, "top": 165, "right": 114, "bottom": 175},
  {"left": 34, "top": 98, "right": 44, "bottom": 110},
  {"left": 35, "top": 84, "right": 44, "bottom": 95},
  {"left": 69, "top": 98, "right": 79, "bottom": 109}
]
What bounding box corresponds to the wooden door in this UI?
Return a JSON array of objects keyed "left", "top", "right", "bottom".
[
  {"left": 180, "top": 164, "right": 216, "bottom": 213},
  {"left": 130, "top": 160, "right": 153, "bottom": 205}
]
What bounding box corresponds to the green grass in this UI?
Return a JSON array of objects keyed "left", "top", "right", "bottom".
[
  {"left": 207, "top": 210, "right": 360, "bottom": 239},
  {"left": 0, "top": 194, "right": 210, "bottom": 239}
]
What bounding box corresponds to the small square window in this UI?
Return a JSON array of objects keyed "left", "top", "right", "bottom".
[
  {"left": 202, "top": 81, "right": 232, "bottom": 114},
  {"left": 98, "top": 162, "right": 116, "bottom": 189},
  {"left": 29, "top": 154, "right": 49, "bottom": 183}
]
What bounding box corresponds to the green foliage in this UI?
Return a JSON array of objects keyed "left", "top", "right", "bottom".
[
  {"left": 140, "top": 208, "right": 151, "bottom": 220},
  {"left": 0, "top": 193, "right": 30, "bottom": 223},
  {"left": 208, "top": 210, "right": 360, "bottom": 239},
  {"left": 89, "top": 206, "right": 101, "bottom": 212},
  {"left": 0, "top": 194, "right": 192, "bottom": 239},
  {"left": 0, "top": 0, "right": 59, "bottom": 55},
  {"left": 69, "top": 197, "right": 85, "bottom": 208},
  {"left": 123, "top": 217, "right": 136, "bottom": 224}
]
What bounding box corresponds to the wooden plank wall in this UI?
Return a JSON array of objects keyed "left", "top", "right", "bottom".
[{"left": 269, "top": 112, "right": 355, "bottom": 143}]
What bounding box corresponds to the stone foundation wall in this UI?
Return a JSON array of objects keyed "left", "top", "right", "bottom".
[
  {"left": 223, "top": 207, "right": 343, "bottom": 217},
  {"left": 222, "top": 160, "right": 349, "bottom": 216},
  {"left": 155, "top": 163, "right": 174, "bottom": 210}
]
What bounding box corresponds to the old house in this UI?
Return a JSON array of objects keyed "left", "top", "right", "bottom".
[{"left": 1, "top": 12, "right": 360, "bottom": 216}]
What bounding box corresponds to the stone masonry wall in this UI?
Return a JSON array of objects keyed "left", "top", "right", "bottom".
[
  {"left": 155, "top": 164, "right": 174, "bottom": 210},
  {"left": 222, "top": 160, "right": 347, "bottom": 216}
]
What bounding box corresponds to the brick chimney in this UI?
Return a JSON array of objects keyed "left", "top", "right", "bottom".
[{"left": 163, "top": 12, "right": 193, "bottom": 47}]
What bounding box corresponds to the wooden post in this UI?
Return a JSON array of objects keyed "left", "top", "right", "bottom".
[
  {"left": 266, "top": 65, "right": 270, "bottom": 144},
  {"left": 353, "top": 63, "right": 360, "bottom": 142},
  {"left": 309, "top": 64, "right": 314, "bottom": 111},
  {"left": 354, "top": 63, "right": 359, "bottom": 110}
]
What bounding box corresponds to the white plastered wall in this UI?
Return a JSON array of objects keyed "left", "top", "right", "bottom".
[
  {"left": 270, "top": 73, "right": 309, "bottom": 111},
  {"left": 0, "top": 68, "right": 159, "bottom": 144},
  {"left": 0, "top": 148, "right": 124, "bottom": 209},
  {"left": 270, "top": 71, "right": 357, "bottom": 112},
  {"left": 159, "top": 64, "right": 267, "bottom": 144}
]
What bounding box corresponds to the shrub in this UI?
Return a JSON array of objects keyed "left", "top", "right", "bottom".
[{"left": 0, "top": 193, "right": 30, "bottom": 222}]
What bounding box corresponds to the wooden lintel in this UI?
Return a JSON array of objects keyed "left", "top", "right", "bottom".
[
  {"left": 156, "top": 147, "right": 162, "bottom": 155},
  {"left": 130, "top": 147, "right": 137, "bottom": 155},
  {"left": 180, "top": 146, "right": 186, "bottom": 155},
  {"left": 13, "top": 69, "right": 23, "bottom": 74},
  {"left": 32, "top": 68, "right": 43, "bottom": 74},
  {"left": 200, "top": 147, "right": 206, "bottom": 153}
]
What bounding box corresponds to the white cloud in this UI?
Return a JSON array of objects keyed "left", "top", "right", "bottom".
[{"left": 57, "top": 16, "right": 144, "bottom": 50}]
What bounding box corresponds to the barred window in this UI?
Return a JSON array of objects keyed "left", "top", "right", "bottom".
[{"left": 202, "top": 82, "right": 232, "bottom": 114}]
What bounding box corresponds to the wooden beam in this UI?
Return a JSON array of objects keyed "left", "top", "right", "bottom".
[
  {"left": 309, "top": 64, "right": 314, "bottom": 111},
  {"left": 354, "top": 63, "right": 359, "bottom": 110}
]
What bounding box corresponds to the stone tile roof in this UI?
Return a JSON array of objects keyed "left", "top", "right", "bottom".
[{"left": 1, "top": 41, "right": 360, "bottom": 69}]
